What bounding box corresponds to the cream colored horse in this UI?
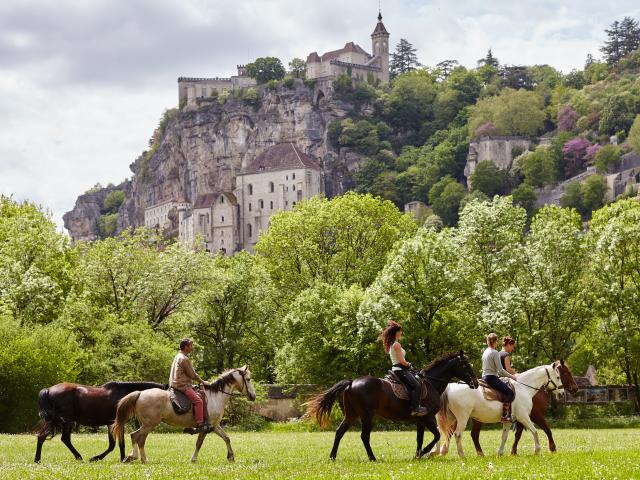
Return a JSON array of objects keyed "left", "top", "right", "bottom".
[
  {"left": 436, "top": 362, "right": 564, "bottom": 457},
  {"left": 112, "top": 366, "right": 256, "bottom": 464}
]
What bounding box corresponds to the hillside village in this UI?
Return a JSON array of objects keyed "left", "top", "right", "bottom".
[{"left": 64, "top": 11, "right": 640, "bottom": 252}]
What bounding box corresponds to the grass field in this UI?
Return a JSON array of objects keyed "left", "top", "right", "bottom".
[{"left": 1, "top": 429, "right": 639, "bottom": 479}]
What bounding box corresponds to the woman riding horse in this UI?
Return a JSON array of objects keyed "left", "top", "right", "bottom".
[
  {"left": 379, "top": 321, "right": 427, "bottom": 416},
  {"left": 482, "top": 332, "right": 518, "bottom": 422}
]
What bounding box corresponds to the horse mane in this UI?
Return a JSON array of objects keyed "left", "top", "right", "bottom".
[
  {"left": 205, "top": 369, "right": 239, "bottom": 392},
  {"left": 422, "top": 352, "right": 462, "bottom": 372}
]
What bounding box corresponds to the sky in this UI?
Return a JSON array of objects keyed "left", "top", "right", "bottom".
[{"left": 1, "top": 0, "right": 640, "bottom": 231}]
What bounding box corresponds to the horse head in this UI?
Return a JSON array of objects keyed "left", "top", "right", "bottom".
[
  {"left": 555, "top": 359, "right": 579, "bottom": 395},
  {"left": 455, "top": 350, "right": 479, "bottom": 389},
  {"left": 234, "top": 366, "right": 257, "bottom": 401}
]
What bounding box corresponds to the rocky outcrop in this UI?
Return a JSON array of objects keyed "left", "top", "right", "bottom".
[
  {"left": 464, "top": 136, "right": 533, "bottom": 188},
  {"left": 64, "top": 80, "right": 363, "bottom": 241}
]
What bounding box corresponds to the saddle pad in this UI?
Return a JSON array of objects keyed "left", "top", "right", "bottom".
[
  {"left": 169, "top": 388, "right": 192, "bottom": 414},
  {"left": 478, "top": 378, "right": 515, "bottom": 402},
  {"left": 382, "top": 378, "right": 428, "bottom": 402}
]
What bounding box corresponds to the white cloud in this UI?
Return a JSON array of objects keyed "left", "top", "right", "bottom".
[{"left": 0, "top": 0, "right": 639, "bottom": 229}]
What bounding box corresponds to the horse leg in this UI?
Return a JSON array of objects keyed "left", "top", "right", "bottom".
[
  {"left": 135, "top": 423, "right": 158, "bottom": 465},
  {"left": 61, "top": 423, "right": 83, "bottom": 461},
  {"left": 213, "top": 425, "right": 234, "bottom": 462},
  {"left": 190, "top": 431, "right": 208, "bottom": 463},
  {"left": 124, "top": 427, "right": 142, "bottom": 462},
  {"left": 470, "top": 419, "right": 484, "bottom": 456},
  {"left": 89, "top": 429, "right": 115, "bottom": 462},
  {"left": 497, "top": 422, "right": 510, "bottom": 456},
  {"left": 360, "top": 414, "right": 376, "bottom": 462},
  {"left": 511, "top": 422, "right": 524, "bottom": 455},
  {"left": 518, "top": 415, "right": 540, "bottom": 454},
  {"left": 415, "top": 419, "right": 425, "bottom": 458},
  {"left": 453, "top": 412, "right": 469, "bottom": 458},
  {"left": 330, "top": 418, "right": 354, "bottom": 461},
  {"left": 34, "top": 431, "right": 47, "bottom": 463},
  {"left": 536, "top": 417, "right": 556, "bottom": 452},
  {"left": 419, "top": 415, "right": 440, "bottom": 458},
  {"left": 118, "top": 429, "right": 126, "bottom": 462}
]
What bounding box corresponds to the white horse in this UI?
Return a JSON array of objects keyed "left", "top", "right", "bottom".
[
  {"left": 436, "top": 362, "right": 564, "bottom": 457},
  {"left": 112, "top": 366, "right": 256, "bottom": 464}
]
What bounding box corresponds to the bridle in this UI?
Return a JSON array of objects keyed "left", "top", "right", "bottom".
[
  {"left": 219, "top": 369, "right": 249, "bottom": 397},
  {"left": 516, "top": 364, "right": 563, "bottom": 392}
]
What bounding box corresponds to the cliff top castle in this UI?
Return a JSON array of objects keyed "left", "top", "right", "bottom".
[{"left": 177, "top": 11, "right": 390, "bottom": 107}]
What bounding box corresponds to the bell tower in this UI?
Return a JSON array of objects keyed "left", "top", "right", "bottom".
[{"left": 371, "top": 10, "right": 390, "bottom": 83}]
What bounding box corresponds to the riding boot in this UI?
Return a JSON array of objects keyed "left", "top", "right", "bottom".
[
  {"left": 501, "top": 402, "right": 512, "bottom": 422},
  {"left": 409, "top": 386, "right": 428, "bottom": 417}
]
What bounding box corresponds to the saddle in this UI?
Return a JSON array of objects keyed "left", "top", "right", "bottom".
[
  {"left": 478, "top": 378, "right": 516, "bottom": 402},
  {"left": 383, "top": 370, "right": 429, "bottom": 402},
  {"left": 168, "top": 386, "right": 208, "bottom": 418}
]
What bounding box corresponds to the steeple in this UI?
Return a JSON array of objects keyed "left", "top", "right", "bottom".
[{"left": 371, "top": 8, "right": 390, "bottom": 82}]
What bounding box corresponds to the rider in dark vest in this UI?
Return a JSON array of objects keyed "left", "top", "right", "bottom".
[
  {"left": 500, "top": 336, "right": 517, "bottom": 375},
  {"left": 379, "top": 321, "right": 428, "bottom": 416}
]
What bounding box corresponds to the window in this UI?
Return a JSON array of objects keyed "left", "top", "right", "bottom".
[
  {"left": 286, "top": 186, "right": 288, "bottom": 192},
  {"left": 292, "top": 173, "right": 296, "bottom": 180},
  {"left": 258, "top": 199, "right": 264, "bottom": 209},
  {"left": 248, "top": 184, "right": 253, "bottom": 195},
  {"left": 270, "top": 200, "right": 273, "bottom": 210},
  {"left": 202, "top": 87, "right": 207, "bottom": 97},
  {"left": 292, "top": 184, "right": 296, "bottom": 191},
  {"left": 269, "top": 181, "right": 274, "bottom": 193},
  {"left": 286, "top": 175, "right": 289, "bottom": 180},
  {"left": 293, "top": 201, "right": 296, "bottom": 206},
  {"left": 220, "top": 196, "right": 224, "bottom": 204},
  {"left": 247, "top": 223, "right": 252, "bottom": 237},
  {"left": 221, "top": 216, "right": 225, "bottom": 222},
  {"left": 249, "top": 203, "right": 252, "bottom": 212}
]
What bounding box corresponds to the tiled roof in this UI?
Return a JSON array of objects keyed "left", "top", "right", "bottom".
[
  {"left": 193, "top": 193, "right": 219, "bottom": 209},
  {"left": 371, "top": 13, "right": 389, "bottom": 36},
  {"left": 306, "top": 51, "right": 321, "bottom": 63},
  {"left": 241, "top": 143, "right": 321, "bottom": 174},
  {"left": 320, "top": 42, "right": 370, "bottom": 62}
]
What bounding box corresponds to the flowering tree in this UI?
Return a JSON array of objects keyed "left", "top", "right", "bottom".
[
  {"left": 558, "top": 105, "right": 579, "bottom": 132},
  {"left": 562, "top": 137, "right": 592, "bottom": 178},
  {"left": 475, "top": 121, "right": 499, "bottom": 138}
]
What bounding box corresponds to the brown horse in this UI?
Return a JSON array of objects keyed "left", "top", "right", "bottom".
[
  {"left": 469, "top": 361, "right": 579, "bottom": 456},
  {"left": 307, "top": 351, "right": 478, "bottom": 461},
  {"left": 35, "top": 381, "right": 166, "bottom": 463}
]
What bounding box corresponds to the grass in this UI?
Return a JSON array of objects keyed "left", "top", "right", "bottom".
[{"left": 1, "top": 429, "right": 639, "bottom": 479}]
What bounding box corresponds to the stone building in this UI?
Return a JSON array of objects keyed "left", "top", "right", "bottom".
[
  {"left": 464, "top": 136, "right": 532, "bottom": 188},
  {"left": 306, "top": 12, "right": 390, "bottom": 84},
  {"left": 236, "top": 143, "right": 323, "bottom": 251},
  {"left": 178, "top": 65, "right": 256, "bottom": 107},
  {"left": 150, "top": 143, "right": 323, "bottom": 255}
]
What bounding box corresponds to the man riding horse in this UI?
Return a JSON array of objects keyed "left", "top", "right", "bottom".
[{"left": 169, "top": 338, "right": 211, "bottom": 433}]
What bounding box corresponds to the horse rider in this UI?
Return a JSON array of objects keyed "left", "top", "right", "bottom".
[
  {"left": 169, "top": 338, "right": 211, "bottom": 432},
  {"left": 379, "top": 321, "right": 428, "bottom": 416},
  {"left": 482, "top": 332, "right": 518, "bottom": 422},
  {"left": 500, "top": 336, "right": 517, "bottom": 375}
]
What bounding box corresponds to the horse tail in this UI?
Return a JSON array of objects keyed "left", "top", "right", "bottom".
[
  {"left": 436, "top": 390, "right": 456, "bottom": 442},
  {"left": 111, "top": 391, "right": 141, "bottom": 440},
  {"left": 306, "top": 379, "right": 352, "bottom": 428},
  {"left": 36, "top": 388, "right": 60, "bottom": 439}
]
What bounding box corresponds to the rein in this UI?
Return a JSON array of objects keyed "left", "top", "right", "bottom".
[
  {"left": 217, "top": 370, "right": 248, "bottom": 397},
  {"left": 515, "top": 366, "right": 563, "bottom": 392}
]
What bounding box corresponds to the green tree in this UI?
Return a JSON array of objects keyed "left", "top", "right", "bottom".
[
  {"left": 628, "top": 115, "right": 640, "bottom": 152},
  {"left": 468, "top": 88, "right": 546, "bottom": 138},
  {"left": 288, "top": 57, "right": 306, "bottom": 78},
  {"left": 521, "top": 146, "right": 558, "bottom": 187},
  {"left": 594, "top": 144, "right": 621, "bottom": 173},
  {"left": 390, "top": 38, "right": 420, "bottom": 78},
  {"left": 246, "top": 57, "right": 286, "bottom": 84},
  {"left": 358, "top": 228, "right": 467, "bottom": 364},
  {"left": 511, "top": 183, "right": 538, "bottom": 219},
  {"left": 428, "top": 176, "right": 467, "bottom": 226},
  {"left": 469, "top": 160, "right": 509, "bottom": 197},
  {"left": 589, "top": 199, "right": 640, "bottom": 411},
  {"left": 515, "top": 206, "right": 589, "bottom": 365},
  {"left": 189, "top": 253, "right": 278, "bottom": 379},
  {"left": 599, "top": 95, "right": 633, "bottom": 135},
  {"left": 561, "top": 176, "right": 607, "bottom": 218},
  {"left": 102, "top": 190, "right": 125, "bottom": 214},
  {"left": 255, "top": 193, "right": 417, "bottom": 296}
]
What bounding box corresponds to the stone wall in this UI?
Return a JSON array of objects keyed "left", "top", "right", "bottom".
[{"left": 464, "top": 136, "right": 532, "bottom": 188}]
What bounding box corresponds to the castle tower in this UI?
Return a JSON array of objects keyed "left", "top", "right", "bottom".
[{"left": 371, "top": 11, "right": 390, "bottom": 83}]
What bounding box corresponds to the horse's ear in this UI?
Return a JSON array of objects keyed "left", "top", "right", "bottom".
[
  {"left": 241, "top": 365, "right": 248, "bottom": 372},
  {"left": 560, "top": 358, "right": 565, "bottom": 366},
  {"left": 459, "top": 350, "right": 464, "bottom": 358}
]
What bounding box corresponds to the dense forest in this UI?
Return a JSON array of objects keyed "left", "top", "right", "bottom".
[{"left": 3, "top": 17, "right": 640, "bottom": 432}]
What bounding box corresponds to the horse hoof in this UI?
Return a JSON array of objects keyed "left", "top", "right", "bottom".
[
  {"left": 227, "top": 455, "right": 235, "bottom": 462},
  {"left": 476, "top": 451, "right": 484, "bottom": 457},
  {"left": 89, "top": 456, "right": 100, "bottom": 462},
  {"left": 123, "top": 456, "right": 135, "bottom": 463}
]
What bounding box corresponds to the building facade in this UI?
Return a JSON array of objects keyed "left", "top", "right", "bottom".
[
  {"left": 178, "top": 65, "right": 256, "bottom": 107},
  {"left": 150, "top": 143, "right": 323, "bottom": 255},
  {"left": 306, "top": 12, "right": 390, "bottom": 84}
]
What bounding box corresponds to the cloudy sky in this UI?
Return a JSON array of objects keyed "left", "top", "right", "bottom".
[{"left": 1, "top": 0, "right": 639, "bottom": 230}]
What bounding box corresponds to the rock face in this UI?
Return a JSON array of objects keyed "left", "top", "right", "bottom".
[
  {"left": 464, "top": 136, "right": 532, "bottom": 188},
  {"left": 64, "top": 80, "right": 362, "bottom": 241}
]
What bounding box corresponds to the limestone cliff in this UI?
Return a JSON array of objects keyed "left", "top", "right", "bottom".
[{"left": 64, "top": 80, "right": 362, "bottom": 241}]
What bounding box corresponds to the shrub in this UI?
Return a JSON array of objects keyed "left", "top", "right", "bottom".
[
  {"left": 102, "top": 190, "right": 125, "bottom": 214},
  {"left": 594, "top": 145, "right": 622, "bottom": 173}
]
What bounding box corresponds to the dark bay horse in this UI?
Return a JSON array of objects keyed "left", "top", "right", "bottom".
[
  {"left": 35, "top": 381, "right": 166, "bottom": 463},
  {"left": 469, "top": 360, "right": 579, "bottom": 455},
  {"left": 307, "top": 351, "right": 478, "bottom": 461}
]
